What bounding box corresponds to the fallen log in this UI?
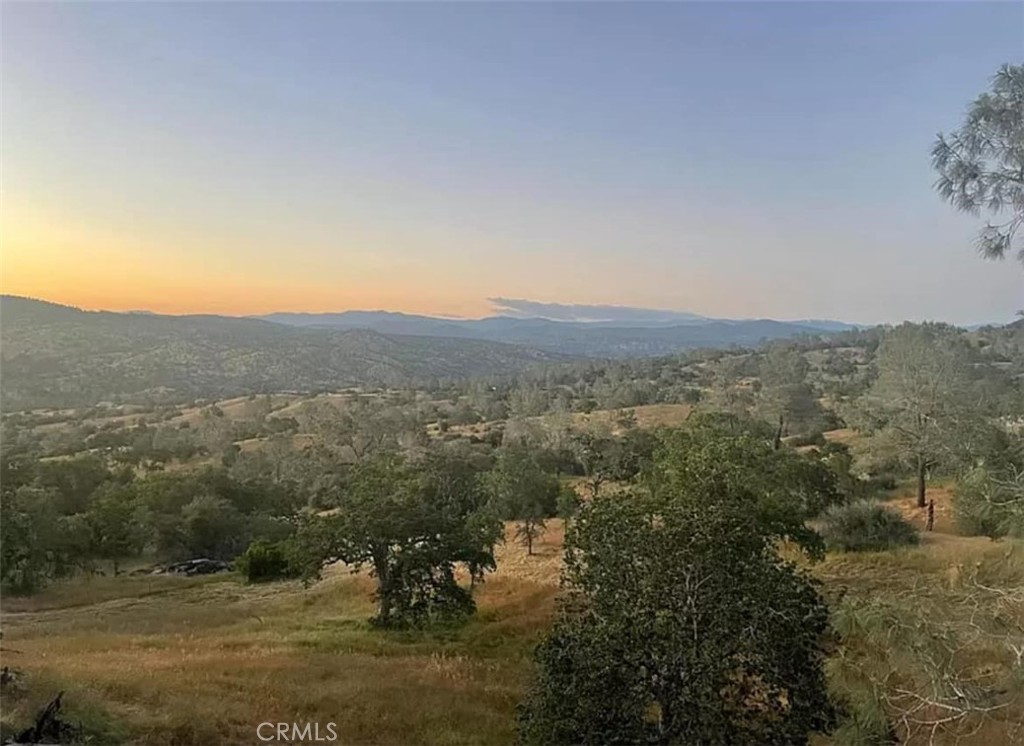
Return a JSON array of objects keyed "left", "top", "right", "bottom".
[{"left": 13, "top": 691, "right": 77, "bottom": 745}]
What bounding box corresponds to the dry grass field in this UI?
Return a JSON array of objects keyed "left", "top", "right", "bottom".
[
  {"left": 2, "top": 505, "right": 1022, "bottom": 745},
  {"left": 572, "top": 403, "right": 694, "bottom": 433},
  {"left": 441, "top": 403, "right": 695, "bottom": 440},
  {"left": 0, "top": 525, "right": 564, "bottom": 746}
]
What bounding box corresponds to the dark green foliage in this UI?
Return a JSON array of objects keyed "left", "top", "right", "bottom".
[
  {"left": 1, "top": 451, "right": 307, "bottom": 593},
  {"left": 296, "top": 452, "right": 502, "bottom": 628},
  {"left": 519, "top": 423, "right": 838, "bottom": 743},
  {"left": 644, "top": 414, "right": 842, "bottom": 557},
  {"left": 556, "top": 483, "right": 581, "bottom": 522},
  {"left": 137, "top": 468, "right": 298, "bottom": 560},
  {"left": 487, "top": 446, "right": 560, "bottom": 555},
  {"left": 518, "top": 491, "right": 835, "bottom": 745},
  {"left": 868, "top": 473, "right": 898, "bottom": 492},
  {"left": 566, "top": 429, "right": 658, "bottom": 498},
  {"left": 34, "top": 455, "right": 112, "bottom": 515},
  {"left": 236, "top": 539, "right": 299, "bottom": 583},
  {"left": 756, "top": 345, "right": 826, "bottom": 442},
  {"left": 0, "top": 487, "right": 85, "bottom": 593},
  {"left": 684, "top": 410, "right": 777, "bottom": 440},
  {"left": 84, "top": 484, "right": 147, "bottom": 574},
  {"left": 221, "top": 443, "right": 240, "bottom": 467},
  {"left": 179, "top": 495, "right": 248, "bottom": 560},
  {"left": 820, "top": 501, "right": 920, "bottom": 552}
]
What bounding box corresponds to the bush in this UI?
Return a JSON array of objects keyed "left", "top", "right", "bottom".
[
  {"left": 865, "top": 472, "right": 898, "bottom": 492},
  {"left": 820, "top": 500, "right": 919, "bottom": 552},
  {"left": 235, "top": 539, "right": 298, "bottom": 583},
  {"left": 822, "top": 409, "right": 845, "bottom": 431}
]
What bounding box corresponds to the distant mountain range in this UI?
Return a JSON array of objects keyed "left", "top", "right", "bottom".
[
  {"left": 0, "top": 295, "right": 861, "bottom": 410},
  {"left": 483, "top": 298, "right": 860, "bottom": 332},
  {"left": 0, "top": 297, "right": 565, "bottom": 410},
  {"left": 257, "top": 307, "right": 859, "bottom": 357}
]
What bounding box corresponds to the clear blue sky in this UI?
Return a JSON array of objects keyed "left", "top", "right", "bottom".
[{"left": 3, "top": 1, "right": 1022, "bottom": 323}]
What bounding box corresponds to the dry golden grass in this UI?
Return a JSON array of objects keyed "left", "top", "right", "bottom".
[
  {"left": 885, "top": 482, "right": 958, "bottom": 535},
  {"left": 0, "top": 526, "right": 562, "bottom": 746},
  {"left": 27, "top": 395, "right": 309, "bottom": 439},
  {"left": 169, "top": 394, "right": 301, "bottom": 426},
  {"left": 447, "top": 403, "right": 695, "bottom": 440},
  {"left": 568, "top": 403, "right": 693, "bottom": 433},
  {"left": 3, "top": 509, "right": 1021, "bottom": 745},
  {"left": 823, "top": 427, "right": 858, "bottom": 445},
  {"left": 813, "top": 488, "right": 1024, "bottom": 745},
  {"left": 234, "top": 433, "right": 317, "bottom": 453},
  {"left": 491, "top": 522, "right": 564, "bottom": 587}
]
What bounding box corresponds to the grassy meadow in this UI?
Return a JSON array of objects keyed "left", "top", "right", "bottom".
[
  {"left": 3, "top": 499, "right": 1022, "bottom": 746},
  {"left": 0, "top": 525, "right": 563, "bottom": 746}
]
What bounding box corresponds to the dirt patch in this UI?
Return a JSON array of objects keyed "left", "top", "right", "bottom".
[{"left": 883, "top": 484, "right": 957, "bottom": 535}]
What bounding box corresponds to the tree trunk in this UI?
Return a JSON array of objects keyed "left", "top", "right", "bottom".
[
  {"left": 773, "top": 415, "right": 784, "bottom": 451},
  {"left": 373, "top": 551, "right": 392, "bottom": 626},
  {"left": 378, "top": 592, "right": 392, "bottom": 626},
  {"left": 916, "top": 457, "right": 927, "bottom": 508},
  {"left": 526, "top": 523, "right": 534, "bottom": 556},
  {"left": 15, "top": 691, "right": 66, "bottom": 745}
]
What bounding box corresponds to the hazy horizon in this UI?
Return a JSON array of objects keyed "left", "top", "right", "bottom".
[
  {"left": 3, "top": 3, "right": 1022, "bottom": 325},
  {"left": 7, "top": 291, "right": 1020, "bottom": 329}
]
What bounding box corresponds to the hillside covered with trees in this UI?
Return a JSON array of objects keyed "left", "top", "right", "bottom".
[
  {"left": 2, "top": 316, "right": 1022, "bottom": 745},
  {"left": 0, "top": 296, "right": 567, "bottom": 410}
]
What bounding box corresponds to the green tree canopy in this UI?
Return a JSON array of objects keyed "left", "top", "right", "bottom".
[
  {"left": 487, "top": 445, "right": 559, "bottom": 555},
  {"left": 518, "top": 492, "right": 835, "bottom": 745},
  {"left": 85, "top": 483, "right": 147, "bottom": 574},
  {"left": 297, "top": 452, "right": 501, "bottom": 627},
  {"left": 755, "top": 346, "right": 824, "bottom": 447},
  {"left": 850, "top": 323, "right": 979, "bottom": 507},
  {"left": 643, "top": 415, "right": 841, "bottom": 558},
  {"left": 1, "top": 486, "right": 84, "bottom": 593},
  {"left": 933, "top": 63, "right": 1024, "bottom": 264}
]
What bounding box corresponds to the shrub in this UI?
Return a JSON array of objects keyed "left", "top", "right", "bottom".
[
  {"left": 235, "top": 539, "right": 298, "bottom": 583},
  {"left": 865, "top": 473, "right": 898, "bottom": 492},
  {"left": 820, "top": 500, "right": 919, "bottom": 552},
  {"left": 822, "top": 409, "right": 845, "bottom": 431}
]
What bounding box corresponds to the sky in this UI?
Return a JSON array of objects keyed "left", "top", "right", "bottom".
[{"left": 2, "top": 2, "right": 1022, "bottom": 325}]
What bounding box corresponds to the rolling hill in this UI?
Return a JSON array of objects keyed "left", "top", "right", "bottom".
[{"left": 0, "top": 297, "right": 566, "bottom": 411}]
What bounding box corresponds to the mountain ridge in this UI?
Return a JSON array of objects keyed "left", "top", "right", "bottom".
[
  {"left": 254, "top": 308, "right": 858, "bottom": 356},
  {"left": 0, "top": 296, "right": 567, "bottom": 411}
]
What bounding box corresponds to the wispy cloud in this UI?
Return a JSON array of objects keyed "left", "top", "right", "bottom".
[{"left": 487, "top": 298, "right": 708, "bottom": 324}]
